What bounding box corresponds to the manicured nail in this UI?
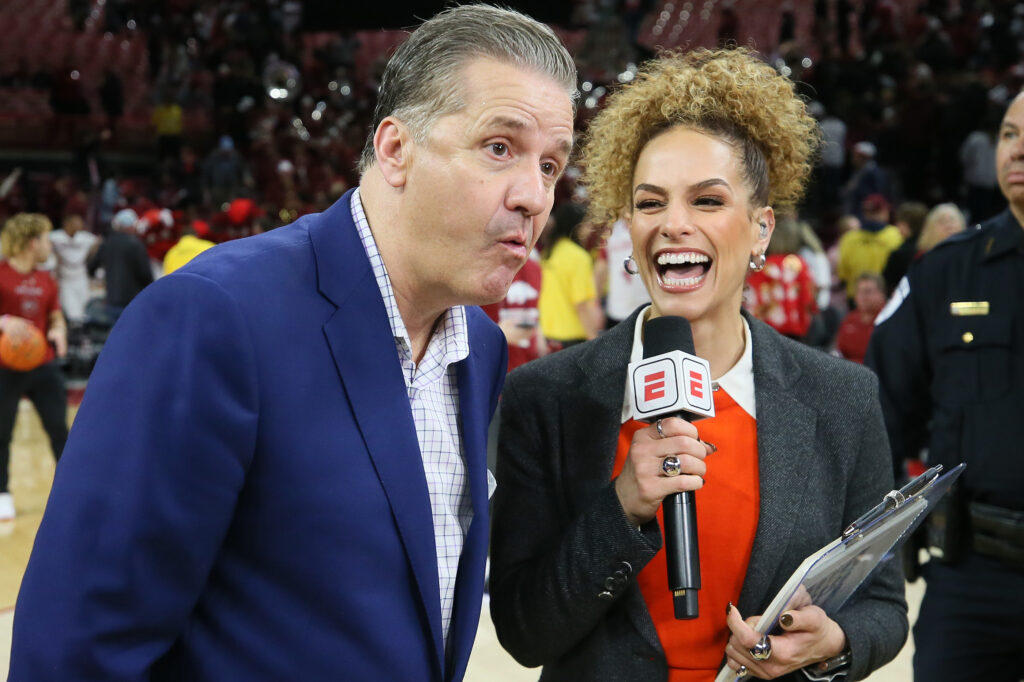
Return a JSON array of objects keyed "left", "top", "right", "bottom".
[
  {"left": 726, "top": 602, "right": 733, "bottom": 615},
  {"left": 780, "top": 613, "right": 793, "bottom": 628},
  {"left": 702, "top": 439, "right": 718, "bottom": 453}
]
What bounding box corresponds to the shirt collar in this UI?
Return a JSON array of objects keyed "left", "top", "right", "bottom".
[
  {"left": 979, "top": 210, "right": 1024, "bottom": 262},
  {"left": 350, "top": 188, "right": 469, "bottom": 369},
  {"left": 621, "top": 306, "right": 756, "bottom": 423}
]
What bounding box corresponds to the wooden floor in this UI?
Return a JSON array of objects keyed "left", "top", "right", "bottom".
[{"left": 0, "top": 400, "right": 922, "bottom": 681}]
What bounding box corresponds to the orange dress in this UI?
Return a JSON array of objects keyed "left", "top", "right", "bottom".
[{"left": 612, "top": 387, "right": 760, "bottom": 681}]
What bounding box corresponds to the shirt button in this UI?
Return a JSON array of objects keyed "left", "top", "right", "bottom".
[
  {"left": 598, "top": 590, "right": 614, "bottom": 601},
  {"left": 962, "top": 331, "right": 974, "bottom": 344}
]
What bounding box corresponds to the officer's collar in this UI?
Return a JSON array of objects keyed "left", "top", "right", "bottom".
[{"left": 978, "top": 210, "right": 1024, "bottom": 262}]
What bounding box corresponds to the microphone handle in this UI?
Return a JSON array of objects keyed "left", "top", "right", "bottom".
[{"left": 663, "top": 489, "right": 700, "bottom": 619}]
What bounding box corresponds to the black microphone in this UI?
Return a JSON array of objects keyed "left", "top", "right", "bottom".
[{"left": 638, "top": 315, "right": 709, "bottom": 619}]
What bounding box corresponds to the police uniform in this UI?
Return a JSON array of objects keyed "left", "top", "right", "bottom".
[{"left": 866, "top": 209, "right": 1024, "bottom": 681}]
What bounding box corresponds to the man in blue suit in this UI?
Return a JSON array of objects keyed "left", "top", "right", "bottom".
[{"left": 9, "top": 6, "right": 576, "bottom": 681}]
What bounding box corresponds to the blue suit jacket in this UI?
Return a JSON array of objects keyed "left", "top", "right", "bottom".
[{"left": 10, "top": 190, "right": 508, "bottom": 681}]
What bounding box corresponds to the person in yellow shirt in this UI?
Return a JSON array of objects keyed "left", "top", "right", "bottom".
[
  {"left": 151, "top": 91, "right": 184, "bottom": 163},
  {"left": 538, "top": 202, "right": 604, "bottom": 348},
  {"left": 163, "top": 220, "right": 215, "bottom": 275},
  {"left": 836, "top": 193, "right": 903, "bottom": 303}
]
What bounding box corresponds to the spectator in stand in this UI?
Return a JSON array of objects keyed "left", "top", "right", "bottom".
[
  {"left": 49, "top": 213, "right": 99, "bottom": 323},
  {"left": 152, "top": 89, "right": 184, "bottom": 164},
  {"left": 812, "top": 101, "right": 847, "bottom": 208},
  {"left": 0, "top": 214, "right": 68, "bottom": 521},
  {"left": 163, "top": 220, "right": 216, "bottom": 275},
  {"left": 915, "top": 202, "right": 967, "bottom": 253},
  {"left": 960, "top": 106, "right": 1002, "bottom": 223},
  {"left": 202, "top": 135, "right": 251, "bottom": 209},
  {"left": 881, "top": 201, "right": 929, "bottom": 295},
  {"left": 835, "top": 272, "right": 887, "bottom": 364},
  {"left": 841, "top": 142, "right": 889, "bottom": 218},
  {"left": 836, "top": 193, "right": 903, "bottom": 305},
  {"left": 743, "top": 215, "right": 818, "bottom": 341},
  {"left": 538, "top": 202, "right": 604, "bottom": 349},
  {"left": 481, "top": 250, "right": 547, "bottom": 373},
  {"left": 87, "top": 209, "right": 153, "bottom": 322},
  {"left": 795, "top": 219, "right": 835, "bottom": 346},
  {"left": 599, "top": 217, "right": 650, "bottom": 327}
]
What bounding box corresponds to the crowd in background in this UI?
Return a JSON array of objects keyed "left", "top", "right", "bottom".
[{"left": 0, "top": 0, "right": 1022, "bottom": 375}]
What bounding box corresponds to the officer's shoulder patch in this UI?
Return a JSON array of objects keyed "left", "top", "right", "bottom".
[{"left": 875, "top": 276, "right": 909, "bottom": 326}]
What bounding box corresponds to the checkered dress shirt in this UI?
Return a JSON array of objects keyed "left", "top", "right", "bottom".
[{"left": 351, "top": 189, "right": 471, "bottom": 647}]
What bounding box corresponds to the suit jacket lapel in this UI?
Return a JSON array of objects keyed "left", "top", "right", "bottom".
[
  {"left": 445, "top": 335, "right": 501, "bottom": 681},
  {"left": 567, "top": 311, "right": 664, "bottom": 655},
  {"left": 738, "top": 315, "right": 818, "bottom": 615},
  {"left": 312, "top": 191, "right": 445, "bottom": 675}
]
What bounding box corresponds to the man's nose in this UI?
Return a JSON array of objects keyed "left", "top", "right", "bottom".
[{"left": 506, "top": 164, "right": 549, "bottom": 217}]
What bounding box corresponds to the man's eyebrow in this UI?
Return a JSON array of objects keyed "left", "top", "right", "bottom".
[
  {"left": 1001, "top": 121, "right": 1019, "bottom": 132},
  {"left": 484, "top": 116, "right": 573, "bottom": 157}
]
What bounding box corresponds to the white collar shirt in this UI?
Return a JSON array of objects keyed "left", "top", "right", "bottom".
[{"left": 351, "top": 189, "right": 471, "bottom": 647}]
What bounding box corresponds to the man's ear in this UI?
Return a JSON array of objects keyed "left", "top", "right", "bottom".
[{"left": 373, "top": 117, "right": 413, "bottom": 188}]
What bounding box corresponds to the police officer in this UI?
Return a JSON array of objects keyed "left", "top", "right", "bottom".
[{"left": 866, "top": 91, "right": 1024, "bottom": 681}]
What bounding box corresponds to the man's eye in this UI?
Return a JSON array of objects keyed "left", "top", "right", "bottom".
[
  {"left": 490, "top": 143, "right": 508, "bottom": 156},
  {"left": 541, "top": 162, "right": 556, "bottom": 176}
]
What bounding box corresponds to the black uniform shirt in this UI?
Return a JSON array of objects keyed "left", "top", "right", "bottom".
[{"left": 866, "top": 210, "right": 1024, "bottom": 510}]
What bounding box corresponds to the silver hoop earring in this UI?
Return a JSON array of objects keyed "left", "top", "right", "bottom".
[
  {"left": 623, "top": 255, "right": 639, "bottom": 275},
  {"left": 749, "top": 252, "right": 766, "bottom": 272}
]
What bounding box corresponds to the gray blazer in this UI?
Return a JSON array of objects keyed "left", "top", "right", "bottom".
[{"left": 490, "top": 309, "right": 907, "bottom": 681}]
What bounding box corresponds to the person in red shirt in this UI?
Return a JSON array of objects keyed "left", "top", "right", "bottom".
[
  {"left": 0, "top": 213, "right": 68, "bottom": 520},
  {"left": 481, "top": 252, "right": 547, "bottom": 373},
  {"left": 835, "top": 272, "right": 887, "bottom": 364}
]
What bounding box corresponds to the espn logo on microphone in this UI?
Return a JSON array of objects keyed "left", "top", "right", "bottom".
[{"left": 629, "top": 351, "right": 715, "bottom": 421}]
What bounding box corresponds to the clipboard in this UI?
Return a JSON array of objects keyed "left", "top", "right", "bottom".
[{"left": 714, "top": 462, "right": 966, "bottom": 682}]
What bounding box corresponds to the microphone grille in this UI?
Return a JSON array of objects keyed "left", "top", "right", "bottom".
[{"left": 643, "top": 315, "right": 695, "bottom": 358}]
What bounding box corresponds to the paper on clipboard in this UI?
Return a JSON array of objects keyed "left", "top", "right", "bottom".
[{"left": 714, "top": 463, "right": 965, "bottom": 682}]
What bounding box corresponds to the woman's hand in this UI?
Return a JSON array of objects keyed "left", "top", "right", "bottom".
[
  {"left": 614, "top": 416, "right": 711, "bottom": 526},
  {"left": 723, "top": 603, "right": 848, "bottom": 679}
]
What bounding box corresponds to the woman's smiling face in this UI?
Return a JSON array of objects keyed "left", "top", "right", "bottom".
[{"left": 629, "top": 125, "right": 772, "bottom": 327}]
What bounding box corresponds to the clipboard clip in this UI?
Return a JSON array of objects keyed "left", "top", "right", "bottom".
[{"left": 842, "top": 465, "right": 944, "bottom": 541}]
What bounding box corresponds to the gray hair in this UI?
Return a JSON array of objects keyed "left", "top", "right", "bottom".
[{"left": 358, "top": 4, "right": 578, "bottom": 174}]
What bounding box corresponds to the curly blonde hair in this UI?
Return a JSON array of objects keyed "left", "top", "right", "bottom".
[
  {"left": 581, "top": 48, "right": 820, "bottom": 231},
  {"left": 1, "top": 213, "right": 51, "bottom": 259}
]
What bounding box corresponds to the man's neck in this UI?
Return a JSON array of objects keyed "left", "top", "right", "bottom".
[{"left": 359, "top": 177, "right": 447, "bottom": 364}]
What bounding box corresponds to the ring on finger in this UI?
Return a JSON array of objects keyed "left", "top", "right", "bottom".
[
  {"left": 736, "top": 664, "right": 748, "bottom": 678},
  {"left": 661, "top": 456, "right": 682, "bottom": 477},
  {"left": 656, "top": 419, "right": 666, "bottom": 439},
  {"left": 749, "top": 633, "right": 772, "bottom": 661}
]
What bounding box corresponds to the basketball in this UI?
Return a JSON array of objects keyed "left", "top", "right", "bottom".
[{"left": 0, "top": 323, "right": 48, "bottom": 371}]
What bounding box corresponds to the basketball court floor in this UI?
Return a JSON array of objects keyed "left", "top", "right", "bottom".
[{"left": 0, "top": 400, "right": 921, "bottom": 681}]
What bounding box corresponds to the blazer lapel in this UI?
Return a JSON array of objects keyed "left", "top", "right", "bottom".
[
  {"left": 738, "top": 316, "right": 818, "bottom": 615},
  {"left": 445, "top": 335, "right": 500, "bottom": 681},
  {"left": 566, "top": 311, "right": 664, "bottom": 655},
  {"left": 312, "top": 192, "right": 445, "bottom": 675}
]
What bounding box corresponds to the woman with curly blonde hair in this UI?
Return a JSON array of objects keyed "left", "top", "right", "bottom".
[{"left": 490, "top": 48, "right": 907, "bottom": 681}]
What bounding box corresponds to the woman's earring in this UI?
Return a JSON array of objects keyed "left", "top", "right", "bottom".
[
  {"left": 759, "top": 221, "right": 769, "bottom": 238},
  {"left": 623, "top": 255, "right": 639, "bottom": 275},
  {"left": 749, "top": 252, "right": 766, "bottom": 272}
]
